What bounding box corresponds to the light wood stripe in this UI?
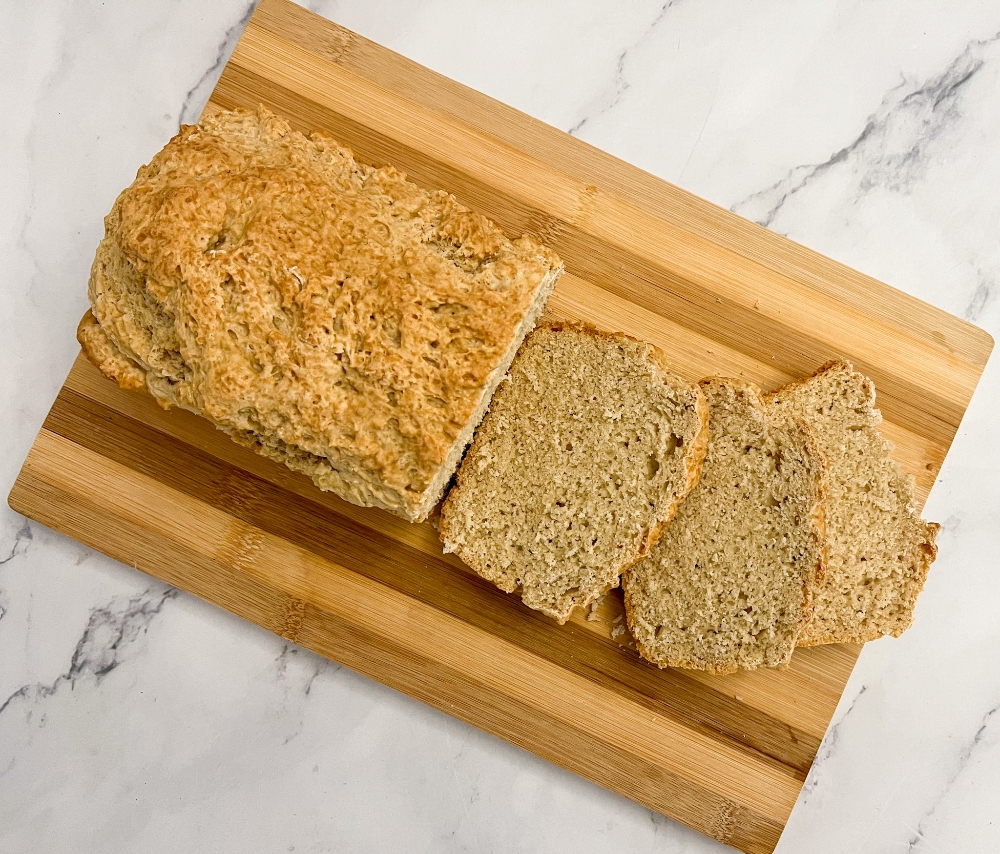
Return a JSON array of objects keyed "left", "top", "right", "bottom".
[
  {"left": 217, "top": 21, "right": 988, "bottom": 430},
  {"left": 8, "top": 465, "right": 781, "bottom": 854}
]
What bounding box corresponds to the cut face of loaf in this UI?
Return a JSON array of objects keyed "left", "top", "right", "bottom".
[
  {"left": 77, "top": 106, "right": 562, "bottom": 522},
  {"left": 623, "top": 379, "right": 826, "bottom": 673},
  {"left": 439, "top": 323, "right": 709, "bottom": 624},
  {"left": 764, "top": 360, "right": 940, "bottom": 645}
]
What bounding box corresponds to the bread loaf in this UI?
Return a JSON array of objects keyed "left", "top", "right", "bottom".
[
  {"left": 439, "top": 322, "right": 708, "bottom": 623},
  {"left": 78, "top": 106, "right": 562, "bottom": 522},
  {"left": 764, "top": 360, "right": 939, "bottom": 644},
  {"left": 623, "top": 379, "right": 826, "bottom": 673}
]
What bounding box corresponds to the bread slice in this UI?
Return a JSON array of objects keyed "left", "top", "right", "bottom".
[
  {"left": 764, "top": 360, "right": 940, "bottom": 645},
  {"left": 623, "top": 379, "right": 826, "bottom": 673},
  {"left": 78, "top": 106, "right": 562, "bottom": 522},
  {"left": 439, "top": 322, "right": 709, "bottom": 623}
]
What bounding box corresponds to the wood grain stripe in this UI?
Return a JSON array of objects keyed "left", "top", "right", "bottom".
[
  {"left": 7, "top": 467, "right": 781, "bottom": 854},
  {"left": 44, "top": 379, "right": 824, "bottom": 774},
  {"left": 21, "top": 429, "right": 806, "bottom": 824}
]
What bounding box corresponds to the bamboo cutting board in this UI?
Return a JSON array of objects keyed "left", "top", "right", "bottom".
[{"left": 8, "top": 1, "right": 993, "bottom": 851}]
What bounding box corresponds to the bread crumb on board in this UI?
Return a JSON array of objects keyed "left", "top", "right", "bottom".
[{"left": 585, "top": 593, "right": 608, "bottom": 621}]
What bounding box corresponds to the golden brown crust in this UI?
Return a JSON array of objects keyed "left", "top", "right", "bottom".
[
  {"left": 77, "top": 310, "right": 146, "bottom": 391},
  {"left": 81, "top": 106, "right": 561, "bottom": 521}
]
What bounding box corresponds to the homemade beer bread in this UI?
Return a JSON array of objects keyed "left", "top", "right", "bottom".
[
  {"left": 78, "top": 106, "right": 562, "bottom": 522},
  {"left": 764, "top": 360, "right": 940, "bottom": 645},
  {"left": 439, "top": 323, "right": 709, "bottom": 623},
  {"left": 623, "top": 379, "right": 826, "bottom": 673}
]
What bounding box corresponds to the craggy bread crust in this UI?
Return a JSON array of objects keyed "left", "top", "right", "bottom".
[{"left": 79, "top": 106, "right": 562, "bottom": 521}]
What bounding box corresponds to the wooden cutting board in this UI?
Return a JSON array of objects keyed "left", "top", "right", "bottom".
[{"left": 8, "top": 1, "right": 993, "bottom": 851}]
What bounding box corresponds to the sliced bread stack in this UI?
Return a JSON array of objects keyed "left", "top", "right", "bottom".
[
  {"left": 764, "top": 360, "right": 940, "bottom": 645},
  {"left": 623, "top": 379, "right": 827, "bottom": 673},
  {"left": 441, "top": 324, "right": 940, "bottom": 671},
  {"left": 439, "top": 322, "right": 709, "bottom": 623},
  {"left": 625, "top": 362, "right": 939, "bottom": 670}
]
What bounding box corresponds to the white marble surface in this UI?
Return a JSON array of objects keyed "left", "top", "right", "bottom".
[{"left": 2, "top": 1, "right": 999, "bottom": 851}]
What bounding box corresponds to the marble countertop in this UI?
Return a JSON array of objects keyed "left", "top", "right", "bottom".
[{"left": 3, "top": 2, "right": 999, "bottom": 851}]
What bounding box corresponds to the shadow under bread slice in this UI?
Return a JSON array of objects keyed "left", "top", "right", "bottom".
[
  {"left": 439, "top": 322, "right": 708, "bottom": 624},
  {"left": 623, "top": 378, "right": 826, "bottom": 674}
]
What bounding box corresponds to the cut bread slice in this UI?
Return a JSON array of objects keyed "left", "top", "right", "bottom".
[
  {"left": 439, "top": 322, "right": 709, "bottom": 624},
  {"left": 623, "top": 379, "right": 826, "bottom": 673},
  {"left": 764, "top": 360, "right": 940, "bottom": 645}
]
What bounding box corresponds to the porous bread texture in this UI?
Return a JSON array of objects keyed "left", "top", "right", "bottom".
[
  {"left": 78, "top": 106, "right": 562, "bottom": 522},
  {"left": 439, "top": 322, "right": 709, "bottom": 624},
  {"left": 623, "top": 379, "right": 826, "bottom": 674},
  {"left": 764, "top": 360, "right": 940, "bottom": 645}
]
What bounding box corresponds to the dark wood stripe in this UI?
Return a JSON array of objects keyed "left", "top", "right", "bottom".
[
  {"left": 9, "top": 468, "right": 785, "bottom": 854},
  {"left": 210, "top": 63, "right": 967, "bottom": 445},
  {"left": 44, "top": 384, "right": 822, "bottom": 776},
  {"left": 63, "top": 354, "right": 855, "bottom": 733}
]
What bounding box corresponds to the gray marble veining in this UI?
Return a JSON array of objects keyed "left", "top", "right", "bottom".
[
  {"left": 179, "top": 0, "right": 260, "bottom": 124},
  {"left": 733, "top": 28, "right": 1000, "bottom": 229}
]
